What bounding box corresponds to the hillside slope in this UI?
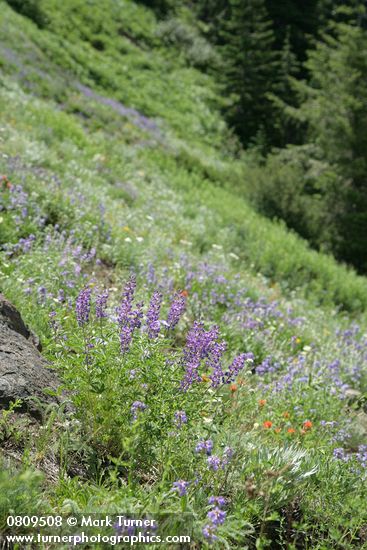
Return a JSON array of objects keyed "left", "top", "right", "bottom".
[{"left": 0, "top": 1, "right": 367, "bottom": 548}]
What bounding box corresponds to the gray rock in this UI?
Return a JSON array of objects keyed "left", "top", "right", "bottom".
[
  {"left": 0, "top": 294, "right": 42, "bottom": 350},
  {"left": 0, "top": 294, "right": 63, "bottom": 418}
]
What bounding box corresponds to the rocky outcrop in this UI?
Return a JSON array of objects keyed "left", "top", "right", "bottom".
[{"left": 0, "top": 294, "right": 63, "bottom": 418}]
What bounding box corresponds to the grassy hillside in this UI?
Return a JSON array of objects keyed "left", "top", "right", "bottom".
[{"left": 0, "top": 1, "right": 367, "bottom": 548}]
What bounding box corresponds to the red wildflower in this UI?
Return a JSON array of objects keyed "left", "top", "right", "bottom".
[
  {"left": 263, "top": 421, "right": 273, "bottom": 429},
  {"left": 303, "top": 420, "right": 313, "bottom": 430}
]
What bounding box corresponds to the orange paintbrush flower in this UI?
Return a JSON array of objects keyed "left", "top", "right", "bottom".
[{"left": 303, "top": 420, "right": 313, "bottom": 430}]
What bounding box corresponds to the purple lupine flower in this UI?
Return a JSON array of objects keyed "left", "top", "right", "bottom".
[
  {"left": 202, "top": 524, "right": 218, "bottom": 542},
  {"left": 208, "top": 341, "right": 226, "bottom": 388},
  {"left": 16, "top": 234, "right": 35, "bottom": 253},
  {"left": 172, "top": 480, "right": 189, "bottom": 497},
  {"left": 117, "top": 276, "right": 136, "bottom": 325},
  {"left": 24, "top": 278, "right": 35, "bottom": 296},
  {"left": 131, "top": 302, "right": 144, "bottom": 329},
  {"left": 195, "top": 439, "right": 213, "bottom": 455},
  {"left": 114, "top": 520, "right": 135, "bottom": 536},
  {"left": 167, "top": 293, "right": 186, "bottom": 330},
  {"left": 120, "top": 324, "right": 135, "bottom": 354},
  {"left": 333, "top": 448, "right": 350, "bottom": 462},
  {"left": 181, "top": 322, "right": 219, "bottom": 390},
  {"left": 86, "top": 247, "right": 96, "bottom": 262},
  {"left": 146, "top": 263, "right": 156, "bottom": 285},
  {"left": 208, "top": 496, "right": 227, "bottom": 508},
  {"left": 131, "top": 401, "right": 147, "bottom": 421},
  {"left": 146, "top": 291, "right": 162, "bottom": 338},
  {"left": 49, "top": 311, "right": 60, "bottom": 336},
  {"left": 117, "top": 277, "right": 142, "bottom": 354},
  {"left": 207, "top": 456, "right": 221, "bottom": 471},
  {"left": 38, "top": 285, "right": 47, "bottom": 304},
  {"left": 357, "top": 445, "right": 367, "bottom": 468},
  {"left": 194, "top": 472, "right": 202, "bottom": 485},
  {"left": 174, "top": 410, "right": 187, "bottom": 428},
  {"left": 207, "top": 508, "right": 226, "bottom": 525},
  {"left": 222, "top": 446, "right": 234, "bottom": 466},
  {"left": 224, "top": 352, "right": 253, "bottom": 384},
  {"left": 96, "top": 289, "right": 109, "bottom": 319},
  {"left": 76, "top": 287, "right": 92, "bottom": 326},
  {"left": 119, "top": 302, "right": 144, "bottom": 354}
]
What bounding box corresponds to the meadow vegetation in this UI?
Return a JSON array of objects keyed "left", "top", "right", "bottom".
[{"left": 0, "top": 1, "right": 367, "bottom": 548}]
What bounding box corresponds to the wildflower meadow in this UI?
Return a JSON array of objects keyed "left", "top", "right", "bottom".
[{"left": 0, "top": 1, "right": 367, "bottom": 548}]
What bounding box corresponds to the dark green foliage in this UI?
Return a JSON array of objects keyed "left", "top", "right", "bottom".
[
  {"left": 194, "top": 0, "right": 367, "bottom": 271},
  {"left": 251, "top": 11, "right": 367, "bottom": 272},
  {"left": 134, "top": 0, "right": 176, "bottom": 16},
  {"left": 290, "top": 16, "right": 367, "bottom": 271},
  {"left": 265, "top": 0, "right": 320, "bottom": 63},
  {"left": 220, "top": 0, "right": 279, "bottom": 147},
  {"left": 5, "top": 0, "right": 47, "bottom": 27}
]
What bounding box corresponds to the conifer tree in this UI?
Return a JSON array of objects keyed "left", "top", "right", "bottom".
[
  {"left": 220, "top": 0, "right": 278, "bottom": 146},
  {"left": 269, "top": 28, "right": 301, "bottom": 146},
  {"left": 289, "top": 8, "right": 367, "bottom": 270}
]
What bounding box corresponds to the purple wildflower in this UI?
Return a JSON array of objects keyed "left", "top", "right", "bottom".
[
  {"left": 131, "top": 302, "right": 144, "bottom": 329},
  {"left": 38, "top": 285, "right": 47, "bottom": 304},
  {"left": 195, "top": 439, "right": 213, "bottom": 455},
  {"left": 174, "top": 410, "right": 187, "bottom": 428},
  {"left": 222, "top": 446, "right": 234, "bottom": 466},
  {"left": 120, "top": 324, "right": 134, "bottom": 354},
  {"left": 167, "top": 293, "right": 186, "bottom": 330},
  {"left": 224, "top": 352, "right": 253, "bottom": 384},
  {"left": 172, "top": 480, "right": 189, "bottom": 497},
  {"left": 117, "top": 276, "right": 136, "bottom": 326},
  {"left": 202, "top": 524, "right": 218, "bottom": 542},
  {"left": 207, "top": 456, "right": 221, "bottom": 471},
  {"left": 117, "top": 277, "right": 143, "bottom": 354},
  {"left": 114, "top": 521, "right": 136, "bottom": 536},
  {"left": 357, "top": 445, "right": 367, "bottom": 468},
  {"left": 207, "top": 507, "right": 226, "bottom": 525},
  {"left": 76, "top": 287, "right": 92, "bottom": 326},
  {"left": 131, "top": 401, "right": 147, "bottom": 421},
  {"left": 146, "top": 291, "right": 162, "bottom": 338},
  {"left": 208, "top": 496, "right": 227, "bottom": 507},
  {"left": 181, "top": 322, "right": 219, "bottom": 391},
  {"left": 96, "top": 289, "right": 109, "bottom": 319},
  {"left": 208, "top": 341, "right": 226, "bottom": 388},
  {"left": 333, "top": 448, "right": 350, "bottom": 462}
]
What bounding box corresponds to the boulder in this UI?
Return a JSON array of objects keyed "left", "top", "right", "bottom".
[{"left": 0, "top": 294, "right": 63, "bottom": 418}]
